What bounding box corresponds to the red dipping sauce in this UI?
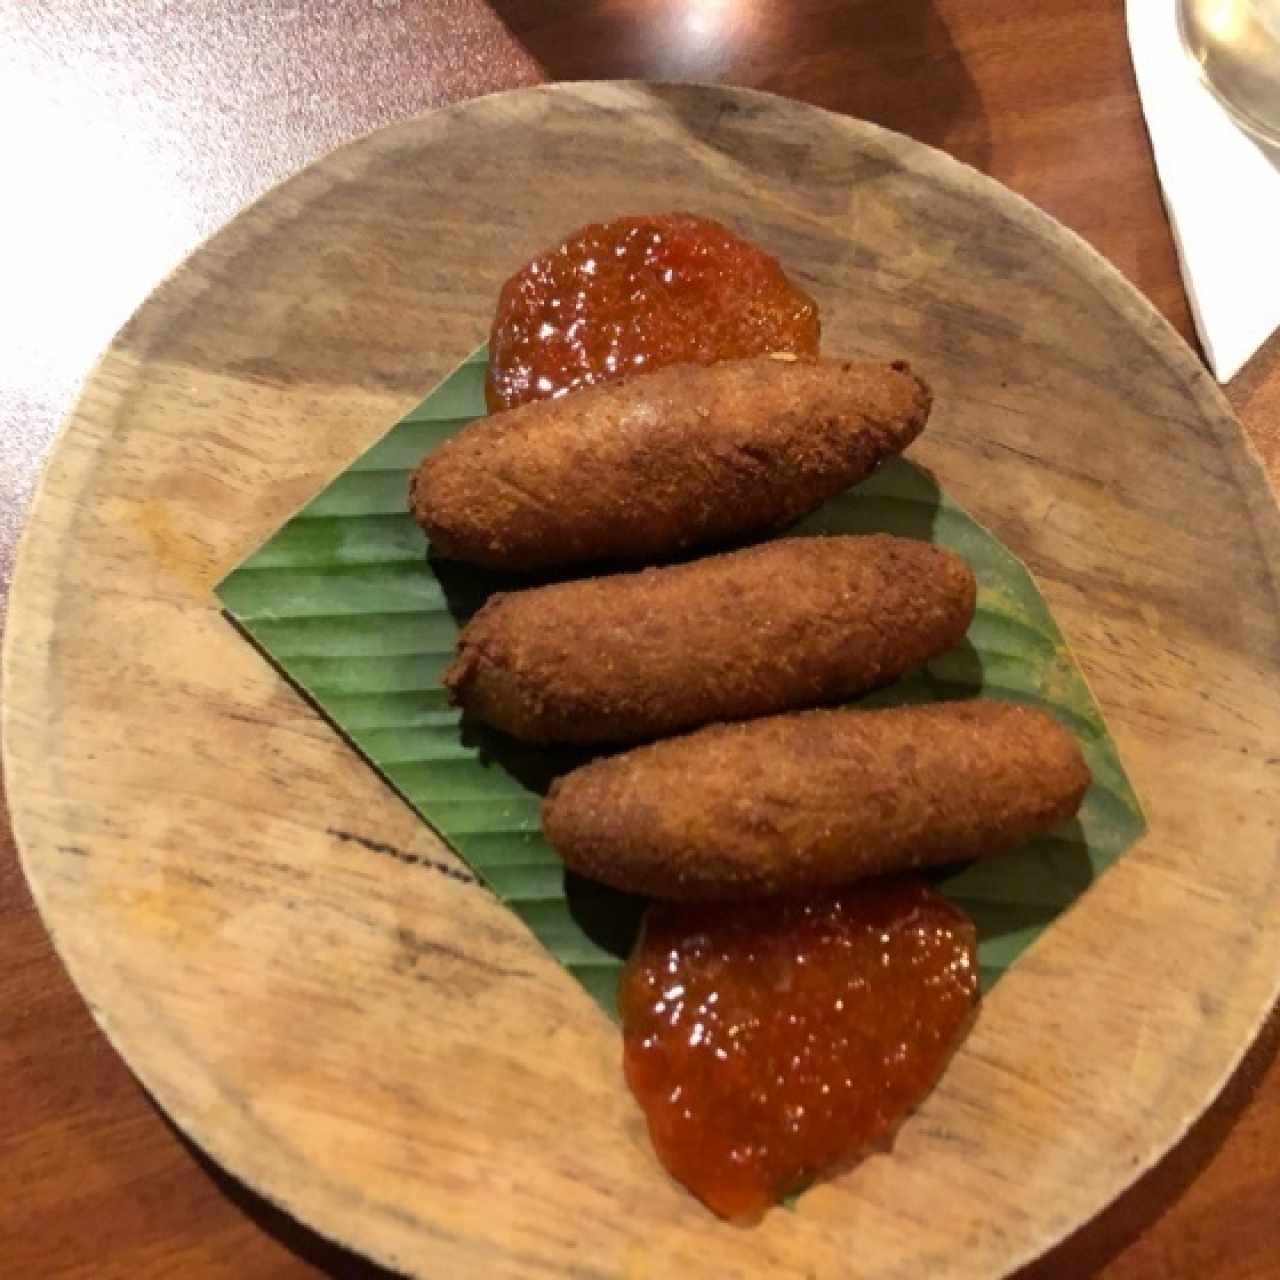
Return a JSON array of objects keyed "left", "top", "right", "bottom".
[
  {"left": 485, "top": 212, "right": 820, "bottom": 412},
  {"left": 618, "top": 880, "right": 979, "bottom": 1220}
]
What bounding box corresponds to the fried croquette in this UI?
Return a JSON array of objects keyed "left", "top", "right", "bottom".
[
  {"left": 410, "top": 356, "right": 931, "bottom": 571},
  {"left": 444, "top": 535, "right": 976, "bottom": 744},
  {"left": 542, "top": 700, "right": 1091, "bottom": 899}
]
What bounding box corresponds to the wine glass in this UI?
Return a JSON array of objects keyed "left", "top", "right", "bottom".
[{"left": 1179, "top": 0, "right": 1280, "bottom": 146}]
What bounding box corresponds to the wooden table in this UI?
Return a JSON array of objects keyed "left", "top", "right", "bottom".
[{"left": 1, "top": 3, "right": 1275, "bottom": 1277}]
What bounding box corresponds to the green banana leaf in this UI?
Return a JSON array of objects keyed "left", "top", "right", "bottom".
[{"left": 218, "top": 347, "right": 1145, "bottom": 1015}]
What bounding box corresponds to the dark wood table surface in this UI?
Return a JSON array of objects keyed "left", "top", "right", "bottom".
[{"left": 2, "top": 2, "right": 1276, "bottom": 1276}]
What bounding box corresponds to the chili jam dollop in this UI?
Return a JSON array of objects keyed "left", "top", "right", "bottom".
[
  {"left": 618, "top": 880, "right": 979, "bottom": 1219},
  {"left": 485, "top": 213, "right": 820, "bottom": 412}
]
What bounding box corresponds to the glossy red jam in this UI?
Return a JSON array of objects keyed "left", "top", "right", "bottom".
[
  {"left": 618, "top": 880, "right": 979, "bottom": 1220},
  {"left": 485, "top": 212, "right": 821, "bottom": 411}
]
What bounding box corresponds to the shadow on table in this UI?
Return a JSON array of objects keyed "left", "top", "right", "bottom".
[
  {"left": 156, "top": 1113, "right": 401, "bottom": 1278},
  {"left": 1013, "top": 1006, "right": 1280, "bottom": 1278},
  {"left": 487, "top": 0, "right": 992, "bottom": 170}
]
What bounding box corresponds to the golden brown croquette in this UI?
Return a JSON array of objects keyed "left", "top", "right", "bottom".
[
  {"left": 410, "top": 357, "right": 931, "bottom": 571},
  {"left": 542, "top": 700, "right": 1091, "bottom": 899},
  {"left": 444, "top": 535, "right": 975, "bottom": 744}
]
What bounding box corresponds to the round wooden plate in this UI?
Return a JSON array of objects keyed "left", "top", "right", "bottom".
[{"left": 6, "top": 83, "right": 1280, "bottom": 1279}]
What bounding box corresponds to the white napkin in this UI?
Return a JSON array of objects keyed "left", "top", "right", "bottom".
[{"left": 1126, "top": 1, "right": 1280, "bottom": 382}]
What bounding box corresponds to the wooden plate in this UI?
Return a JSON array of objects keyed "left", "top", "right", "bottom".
[{"left": 6, "top": 83, "right": 1279, "bottom": 1279}]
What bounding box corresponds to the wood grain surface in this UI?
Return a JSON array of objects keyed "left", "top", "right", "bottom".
[
  {"left": 2, "top": 5, "right": 1278, "bottom": 1280},
  {"left": 5, "top": 78, "right": 1280, "bottom": 1280}
]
